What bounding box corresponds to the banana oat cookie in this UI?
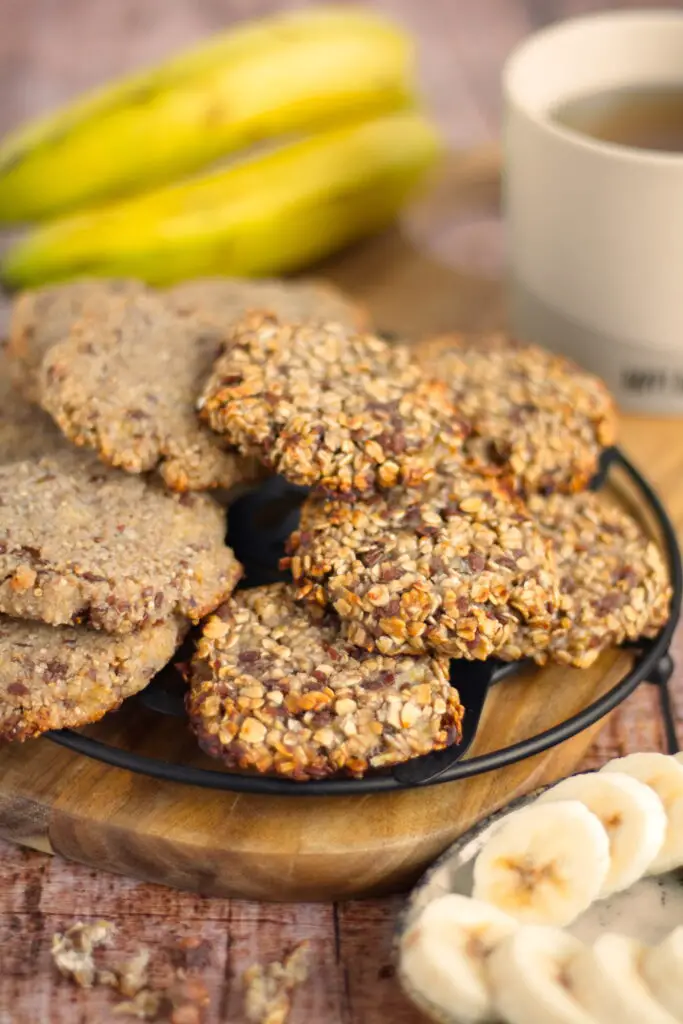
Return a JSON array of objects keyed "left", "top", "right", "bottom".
[
  {"left": 415, "top": 332, "right": 617, "bottom": 495},
  {"left": 0, "top": 450, "right": 242, "bottom": 633},
  {"left": 199, "top": 313, "right": 466, "bottom": 498},
  {"left": 188, "top": 583, "right": 464, "bottom": 780},
  {"left": 0, "top": 350, "right": 65, "bottom": 464},
  {"left": 37, "top": 290, "right": 262, "bottom": 492},
  {"left": 284, "top": 475, "right": 557, "bottom": 659},
  {"left": 498, "top": 491, "right": 672, "bottom": 668},
  {"left": 0, "top": 614, "right": 185, "bottom": 741}
]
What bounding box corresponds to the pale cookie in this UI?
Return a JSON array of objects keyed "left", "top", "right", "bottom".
[
  {"left": 0, "top": 348, "right": 65, "bottom": 464},
  {"left": 0, "top": 615, "right": 185, "bottom": 741},
  {"left": 0, "top": 450, "right": 242, "bottom": 633},
  {"left": 415, "top": 332, "right": 617, "bottom": 494},
  {"left": 199, "top": 312, "right": 466, "bottom": 499},
  {"left": 188, "top": 583, "right": 464, "bottom": 780},
  {"left": 284, "top": 475, "right": 558, "bottom": 659}
]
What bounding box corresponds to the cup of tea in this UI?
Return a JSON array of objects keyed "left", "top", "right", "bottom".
[{"left": 504, "top": 10, "right": 683, "bottom": 414}]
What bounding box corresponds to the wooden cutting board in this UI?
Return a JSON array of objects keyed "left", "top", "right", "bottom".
[{"left": 0, "top": 148, "right": 680, "bottom": 902}]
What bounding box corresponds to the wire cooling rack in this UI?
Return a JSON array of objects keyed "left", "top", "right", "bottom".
[{"left": 46, "top": 447, "right": 682, "bottom": 796}]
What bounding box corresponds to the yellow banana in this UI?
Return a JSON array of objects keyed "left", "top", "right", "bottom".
[
  {"left": 0, "top": 7, "right": 415, "bottom": 224},
  {"left": 2, "top": 111, "right": 441, "bottom": 288}
]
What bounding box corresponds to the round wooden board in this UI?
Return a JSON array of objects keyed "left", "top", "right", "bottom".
[{"left": 0, "top": 151, "right": 680, "bottom": 902}]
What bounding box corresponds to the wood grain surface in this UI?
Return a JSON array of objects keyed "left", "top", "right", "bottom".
[{"left": 1, "top": 0, "right": 682, "bottom": 1021}]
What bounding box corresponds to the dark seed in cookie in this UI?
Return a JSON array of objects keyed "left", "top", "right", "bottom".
[
  {"left": 284, "top": 475, "right": 558, "bottom": 659},
  {"left": 199, "top": 312, "right": 467, "bottom": 499},
  {"left": 187, "top": 583, "right": 464, "bottom": 780},
  {"left": 0, "top": 450, "right": 242, "bottom": 633}
]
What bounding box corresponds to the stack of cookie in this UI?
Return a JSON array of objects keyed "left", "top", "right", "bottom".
[{"left": 0, "top": 280, "right": 672, "bottom": 783}]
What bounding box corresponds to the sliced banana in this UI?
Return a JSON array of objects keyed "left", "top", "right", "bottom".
[
  {"left": 602, "top": 753, "right": 683, "bottom": 873},
  {"left": 472, "top": 801, "right": 609, "bottom": 927},
  {"left": 537, "top": 771, "right": 667, "bottom": 896},
  {"left": 568, "top": 932, "right": 679, "bottom": 1024},
  {"left": 399, "top": 893, "right": 517, "bottom": 1024},
  {"left": 641, "top": 927, "right": 683, "bottom": 1023},
  {"left": 486, "top": 925, "right": 594, "bottom": 1024}
]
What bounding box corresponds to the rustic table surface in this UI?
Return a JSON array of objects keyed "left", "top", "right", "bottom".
[{"left": 2, "top": 0, "right": 682, "bottom": 1021}]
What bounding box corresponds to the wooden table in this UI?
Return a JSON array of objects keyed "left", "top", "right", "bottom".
[{"left": 1, "top": 1, "right": 681, "bottom": 1021}]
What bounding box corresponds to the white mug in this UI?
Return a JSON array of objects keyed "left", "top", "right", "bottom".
[{"left": 504, "top": 10, "right": 683, "bottom": 415}]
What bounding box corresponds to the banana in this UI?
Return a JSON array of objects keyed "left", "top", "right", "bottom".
[
  {"left": 641, "top": 928, "right": 683, "bottom": 1023},
  {"left": 0, "top": 7, "right": 415, "bottom": 222},
  {"left": 568, "top": 933, "right": 679, "bottom": 1024},
  {"left": 486, "top": 926, "right": 593, "bottom": 1024},
  {"left": 398, "top": 893, "right": 518, "bottom": 1024},
  {"left": 537, "top": 771, "right": 667, "bottom": 896},
  {"left": 472, "top": 802, "right": 610, "bottom": 927},
  {"left": 1, "top": 111, "right": 441, "bottom": 289},
  {"left": 601, "top": 753, "right": 683, "bottom": 873}
]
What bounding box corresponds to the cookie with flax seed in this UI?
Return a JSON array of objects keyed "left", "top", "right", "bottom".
[
  {"left": 415, "top": 332, "right": 617, "bottom": 495},
  {"left": 284, "top": 474, "right": 557, "bottom": 659},
  {"left": 188, "top": 583, "right": 464, "bottom": 781},
  {"left": 198, "top": 312, "right": 466, "bottom": 499},
  {"left": 0, "top": 348, "right": 66, "bottom": 464},
  {"left": 0, "top": 450, "right": 242, "bottom": 633}
]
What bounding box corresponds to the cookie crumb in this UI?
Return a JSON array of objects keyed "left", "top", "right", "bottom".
[
  {"left": 243, "top": 941, "right": 310, "bottom": 1024},
  {"left": 51, "top": 919, "right": 117, "bottom": 988}
]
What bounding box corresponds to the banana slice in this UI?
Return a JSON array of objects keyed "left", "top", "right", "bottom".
[
  {"left": 537, "top": 771, "right": 667, "bottom": 896},
  {"left": 486, "top": 925, "right": 593, "bottom": 1024},
  {"left": 472, "top": 802, "right": 609, "bottom": 926},
  {"left": 641, "top": 928, "right": 683, "bottom": 1023},
  {"left": 601, "top": 753, "right": 683, "bottom": 873},
  {"left": 568, "top": 932, "right": 679, "bottom": 1024},
  {"left": 399, "top": 893, "right": 517, "bottom": 1024}
]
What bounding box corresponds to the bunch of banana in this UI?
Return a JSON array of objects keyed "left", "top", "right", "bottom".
[{"left": 0, "top": 6, "right": 442, "bottom": 288}]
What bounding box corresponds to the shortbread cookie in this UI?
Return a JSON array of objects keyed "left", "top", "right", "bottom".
[
  {"left": 188, "top": 583, "right": 464, "bottom": 780},
  {"left": 0, "top": 349, "right": 65, "bottom": 464},
  {"left": 199, "top": 313, "right": 466, "bottom": 499},
  {"left": 415, "top": 333, "right": 617, "bottom": 494},
  {"left": 37, "top": 291, "right": 262, "bottom": 491},
  {"left": 0, "top": 615, "right": 185, "bottom": 741},
  {"left": 0, "top": 450, "right": 242, "bottom": 633},
  {"left": 498, "top": 491, "right": 671, "bottom": 668},
  {"left": 284, "top": 475, "right": 557, "bottom": 659}
]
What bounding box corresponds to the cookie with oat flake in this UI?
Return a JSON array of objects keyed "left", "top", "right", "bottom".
[
  {"left": 284, "top": 474, "right": 558, "bottom": 659},
  {"left": 0, "top": 450, "right": 242, "bottom": 634},
  {"left": 198, "top": 312, "right": 467, "bottom": 499},
  {"left": 0, "top": 349, "right": 66, "bottom": 464},
  {"left": 415, "top": 332, "right": 617, "bottom": 495},
  {"left": 0, "top": 614, "right": 185, "bottom": 741},
  {"left": 188, "top": 583, "right": 464, "bottom": 781},
  {"left": 498, "top": 491, "right": 672, "bottom": 668}
]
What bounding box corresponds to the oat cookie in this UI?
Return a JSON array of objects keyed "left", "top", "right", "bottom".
[
  {"left": 188, "top": 583, "right": 464, "bottom": 780},
  {"left": 0, "top": 614, "right": 184, "bottom": 741},
  {"left": 0, "top": 450, "right": 242, "bottom": 633},
  {"left": 7, "top": 278, "right": 144, "bottom": 401},
  {"left": 0, "top": 349, "right": 65, "bottom": 464},
  {"left": 199, "top": 313, "right": 466, "bottom": 498},
  {"left": 37, "top": 290, "right": 262, "bottom": 491},
  {"left": 415, "top": 332, "right": 617, "bottom": 494},
  {"left": 498, "top": 491, "right": 672, "bottom": 668},
  {"left": 285, "top": 475, "right": 557, "bottom": 659}
]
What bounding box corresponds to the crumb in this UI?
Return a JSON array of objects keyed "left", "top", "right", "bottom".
[
  {"left": 51, "top": 920, "right": 117, "bottom": 988},
  {"left": 243, "top": 941, "right": 310, "bottom": 1024},
  {"left": 112, "top": 989, "right": 164, "bottom": 1020},
  {"left": 168, "top": 937, "right": 212, "bottom": 972}
]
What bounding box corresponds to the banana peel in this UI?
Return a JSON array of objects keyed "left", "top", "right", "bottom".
[
  {"left": 2, "top": 111, "right": 442, "bottom": 288},
  {"left": 0, "top": 6, "right": 415, "bottom": 223}
]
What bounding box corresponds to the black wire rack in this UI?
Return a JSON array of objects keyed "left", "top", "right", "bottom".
[{"left": 45, "top": 446, "right": 682, "bottom": 796}]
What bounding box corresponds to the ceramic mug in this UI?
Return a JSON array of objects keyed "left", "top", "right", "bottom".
[{"left": 504, "top": 10, "right": 683, "bottom": 415}]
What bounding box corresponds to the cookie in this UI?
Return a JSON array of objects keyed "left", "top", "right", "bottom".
[
  {"left": 0, "top": 450, "right": 242, "bottom": 633},
  {"left": 0, "top": 615, "right": 185, "bottom": 741},
  {"left": 498, "top": 491, "right": 672, "bottom": 668},
  {"left": 415, "top": 332, "right": 617, "bottom": 494},
  {"left": 188, "top": 584, "right": 464, "bottom": 780},
  {"left": 8, "top": 276, "right": 366, "bottom": 403},
  {"left": 284, "top": 475, "right": 557, "bottom": 659},
  {"left": 199, "top": 313, "right": 466, "bottom": 498},
  {"left": 37, "top": 290, "right": 262, "bottom": 492},
  {"left": 7, "top": 278, "right": 144, "bottom": 401},
  {"left": 0, "top": 349, "right": 65, "bottom": 464}
]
